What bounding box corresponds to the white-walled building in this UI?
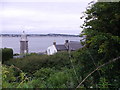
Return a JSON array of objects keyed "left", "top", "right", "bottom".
[{"left": 47, "top": 44, "right": 57, "bottom": 55}]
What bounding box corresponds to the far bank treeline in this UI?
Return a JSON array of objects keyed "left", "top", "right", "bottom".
[{"left": 2, "top": 2, "right": 120, "bottom": 88}]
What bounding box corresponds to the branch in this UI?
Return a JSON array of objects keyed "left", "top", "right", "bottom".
[{"left": 76, "top": 56, "right": 120, "bottom": 88}]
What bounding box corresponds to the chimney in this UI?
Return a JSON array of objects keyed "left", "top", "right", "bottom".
[
  {"left": 65, "top": 40, "right": 69, "bottom": 43},
  {"left": 53, "top": 41, "right": 56, "bottom": 45},
  {"left": 65, "top": 40, "right": 69, "bottom": 50}
]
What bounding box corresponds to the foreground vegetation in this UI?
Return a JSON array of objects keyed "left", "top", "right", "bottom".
[
  {"left": 3, "top": 52, "right": 79, "bottom": 88},
  {"left": 2, "top": 2, "right": 120, "bottom": 88}
]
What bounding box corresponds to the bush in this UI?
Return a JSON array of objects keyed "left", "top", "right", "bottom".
[
  {"left": 46, "top": 68, "right": 79, "bottom": 88},
  {"left": 2, "top": 48, "right": 13, "bottom": 63},
  {"left": 5, "top": 52, "right": 71, "bottom": 76},
  {"left": 34, "top": 68, "right": 56, "bottom": 80},
  {"left": 47, "top": 52, "right": 71, "bottom": 69},
  {"left": 3, "top": 51, "right": 82, "bottom": 88}
]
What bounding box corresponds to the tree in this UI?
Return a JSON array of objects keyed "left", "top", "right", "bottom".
[{"left": 76, "top": 2, "right": 120, "bottom": 88}]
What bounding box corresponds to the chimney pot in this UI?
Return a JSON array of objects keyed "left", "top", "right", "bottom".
[
  {"left": 53, "top": 41, "right": 56, "bottom": 45},
  {"left": 65, "top": 40, "right": 69, "bottom": 43}
]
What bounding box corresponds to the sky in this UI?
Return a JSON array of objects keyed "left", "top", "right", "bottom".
[{"left": 0, "top": 0, "right": 96, "bottom": 35}]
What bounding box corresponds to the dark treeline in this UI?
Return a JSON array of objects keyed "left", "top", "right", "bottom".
[{"left": 1, "top": 34, "right": 79, "bottom": 37}]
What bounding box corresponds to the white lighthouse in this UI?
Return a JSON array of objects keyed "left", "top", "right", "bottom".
[{"left": 20, "top": 31, "right": 28, "bottom": 54}]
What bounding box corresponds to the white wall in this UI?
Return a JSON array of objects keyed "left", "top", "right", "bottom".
[{"left": 47, "top": 45, "right": 57, "bottom": 55}]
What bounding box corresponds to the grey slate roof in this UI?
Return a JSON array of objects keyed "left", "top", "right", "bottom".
[
  {"left": 55, "top": 45, "right": 67, "bottom": 51},
  {"left": 68, "top": 41, "right": 83, "bottom": 51},
  {"left": 55, "top": 41, "right": 83, "bottom": 51}
]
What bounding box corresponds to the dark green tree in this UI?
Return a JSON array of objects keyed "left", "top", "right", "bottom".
[{"left": 76, "top": 2, "right": 120, "bottom": 88}]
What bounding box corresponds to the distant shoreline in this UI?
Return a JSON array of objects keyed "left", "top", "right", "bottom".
[{"left": 0, "top": 34, "right": 80, "bottom": 37}]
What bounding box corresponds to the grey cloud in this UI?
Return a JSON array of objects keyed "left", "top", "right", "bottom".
[{"left": 0, "top": 1, "right": 89, "bottom": 34}]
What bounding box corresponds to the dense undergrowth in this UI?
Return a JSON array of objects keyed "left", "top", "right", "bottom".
[{"left": 2, "top": 52, "right": 82, "bottom": 88}]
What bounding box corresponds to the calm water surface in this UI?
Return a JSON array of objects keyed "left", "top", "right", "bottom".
[{"left": 2, "top": 36, "right": 82, "bottom": 54}]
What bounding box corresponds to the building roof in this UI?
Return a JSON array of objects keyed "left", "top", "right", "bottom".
[
  {"left": 55, "top": 41, "right": 83, "bottom": 51},
  {"left": 68, "top": 41, "right": 83, "bottom": 51},
  {"left": 55, "top": 45, "right": 67, "bottom": 51}
]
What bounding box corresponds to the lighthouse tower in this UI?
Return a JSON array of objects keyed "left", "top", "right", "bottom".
[{"left": 20, "top": 31, "right": 28, "bottom": 54}]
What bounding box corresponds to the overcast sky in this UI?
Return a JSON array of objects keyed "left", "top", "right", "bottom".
[{"left": 0, "top": 0, "right": 96, "bottom": 35}]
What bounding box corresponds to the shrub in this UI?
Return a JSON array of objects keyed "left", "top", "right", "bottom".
[
  {"left": 5, "top": 54, "right": 49, "bottom": 75},
  {"left": 46, "top": 68, "right": 78, "bottom": 88},
  {"left": 47, "top": 52, "right": 71, "bottom": 69},
  {"left": 5, "top": 52, "right": 71, "bottom": 75},
  {"left": 34, "top": 68, "right": 56, "bottom": 80},
  {"left": 2, "top": 65, "right": 33, "bottom": 88},
  {"left": 2, "top": 48, "right": 13, "bottom": 63}
]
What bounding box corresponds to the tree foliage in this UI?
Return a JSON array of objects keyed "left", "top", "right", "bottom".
[
  {"left": 77, "top": 2, "right": 120, "bottom": 88},
  {"left": 2, "top": 48, "right": 13, "bottom": 63}
]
